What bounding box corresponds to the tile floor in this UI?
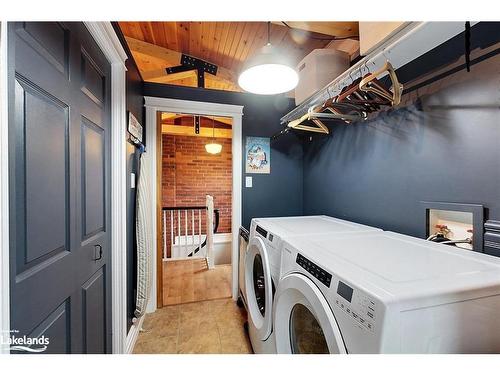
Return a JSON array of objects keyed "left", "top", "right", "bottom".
[
  {"left": 133, "top": 298, "right": 253, "bottom": 354},
  {"left": 163, "top": 259, "right": 232, "bottom": 306}
]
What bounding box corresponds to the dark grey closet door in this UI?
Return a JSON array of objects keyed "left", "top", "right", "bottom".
[{"left": 8, "top": 22, "right": 112, "bottom": 354}]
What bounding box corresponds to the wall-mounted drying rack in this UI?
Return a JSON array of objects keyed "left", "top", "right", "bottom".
[
  {"left": 277, "top": 22, "right": 478, "bottom": 139},
  {"left": 284, "top": 60, "right": 403, "bottom": 138}
]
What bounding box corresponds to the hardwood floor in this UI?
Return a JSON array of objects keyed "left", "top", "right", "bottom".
[
  {"left": 134, "top": 298, "right": 252, "bottom": 354},
  {"left": 163, "top": 258, "right": 232, "bottom": 306}
]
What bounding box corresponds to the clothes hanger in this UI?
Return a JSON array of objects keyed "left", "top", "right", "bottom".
[
  {"left": 359, "top": 61, "right": 403, "bottom": 106},
  {"left": 334, "top": 63, "right": 389, "bottom": 112},
  {"left": 287, "top": 100, "right": 366, "bottom": 132},
  {"left": 287, "top": 111, "right": 329, "bottom": 134},
  {"left": 321, "top": 101, "right": 367, "bottom": 123}
]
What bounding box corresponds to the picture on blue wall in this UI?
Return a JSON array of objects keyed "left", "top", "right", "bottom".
[{"left": 245, "top": 136, "right": 270, "bottom": 174}]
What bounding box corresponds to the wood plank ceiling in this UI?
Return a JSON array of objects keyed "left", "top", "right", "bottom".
[{"left": 119, "top": 22, "right": 359, "bottom": 92}]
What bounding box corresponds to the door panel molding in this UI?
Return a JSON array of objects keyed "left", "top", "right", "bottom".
[
  {"left": 83, "top": 22, "right": 127, "bottom": 354},
  {"left": 15, "top": 74, "right": 70, "bottom": 270},
  {"left": 16, "top": 22, "right": 70, "bottom": 78},
  {"left": 81, "top": 116, "right": 106, "bottom": 240},
  {"left": 28, "top": 297, "right": 71, "bottom": 354},
  {"left": 81, "top": 267, "right": 106, "bottom": 354}
]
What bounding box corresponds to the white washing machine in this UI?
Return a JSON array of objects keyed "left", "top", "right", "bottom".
[
  {"left": 244, "top": 216, "right": 381, "bottom": 354},
  {"left": 275, "top": 231, "right": 500, "bottom": 354}
]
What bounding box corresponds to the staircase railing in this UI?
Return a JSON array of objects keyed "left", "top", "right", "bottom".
[
  {"left": 161, "top": 195, "right": 219, "bottom": 268},
  {"left": 187, "top": 209, "right": 219, "bottom": 258}
]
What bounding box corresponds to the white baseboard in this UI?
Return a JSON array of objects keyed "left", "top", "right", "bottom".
[{"left": 124, "top": 314, "right": 145, "bottom": 354}]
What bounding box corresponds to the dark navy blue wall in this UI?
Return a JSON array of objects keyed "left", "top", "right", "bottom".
[
  {"left": 143, "top": 83, "right": 303, "bottom": 230},
  {"left": 113, "top": 23, "right": 144, "bottom": 331},
  {"left": 302, "top": 23, "right": 500, "bottom": 253}
]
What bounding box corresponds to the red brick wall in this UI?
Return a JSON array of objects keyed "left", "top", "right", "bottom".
[{"left": 162, "top": 134, "right": 232, "bottom": 234}]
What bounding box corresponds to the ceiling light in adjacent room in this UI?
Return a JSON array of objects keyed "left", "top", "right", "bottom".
[
  {"left": 205, "top": 142, "right": 223, "bottom": 154},
  {"left": 205, "top": 116, "right": 222, "bottom": 154}
]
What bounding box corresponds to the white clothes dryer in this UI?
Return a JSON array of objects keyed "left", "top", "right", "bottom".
[{"left": 275, "top": 231, "right": 500, "bottom": 353}]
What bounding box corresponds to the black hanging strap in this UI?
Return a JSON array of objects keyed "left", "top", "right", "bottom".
[{"left": 465, "top": 21, "right": 471, "bottom": 72}]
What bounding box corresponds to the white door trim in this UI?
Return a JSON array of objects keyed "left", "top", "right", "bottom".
[
  {"left": 0, "top": 21, "right": 11, "bottom": 355},
  {"left": 84, "top": 22, "right": 128, "bottom": 354},
  {"left": 124, "top": 314, "right": 145, "bottom": 354},
  {"left": 144, "top": 96, "right": 244, "bottom": 312}
]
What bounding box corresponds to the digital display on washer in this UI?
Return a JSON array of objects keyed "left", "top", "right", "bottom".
[
  {"left": 337, "top": 281, "right": 354, "bottom": 303},
  {"left": 256, "top": 225, "right": 268, "bottom": 238},
  {"left": 296, "top": 253, "right": 332, "bottom": 287}
]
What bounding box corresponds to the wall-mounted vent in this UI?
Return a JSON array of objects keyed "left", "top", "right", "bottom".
[{"left": 420, "top": 201, "right": 484, "bottom": 252}]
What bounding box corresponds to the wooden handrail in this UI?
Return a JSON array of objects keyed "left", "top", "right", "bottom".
[{"left": 162, "top": 205, "right": 207, "bottom": 211}]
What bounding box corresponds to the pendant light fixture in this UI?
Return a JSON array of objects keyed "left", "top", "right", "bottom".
[
  {"left": 238, "top": 22, "right": 299, "bottom": 95},
  {"left": 205, "top": 116, "right": 222, "bottom": 154}
]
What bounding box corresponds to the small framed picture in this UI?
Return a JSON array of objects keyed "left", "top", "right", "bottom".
[{"left": 245, "top": 136, "right": 270, "bottom": 174}]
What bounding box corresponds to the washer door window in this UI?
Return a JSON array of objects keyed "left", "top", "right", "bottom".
[
  {"left": 245, "top": 237, "right": 273, "bottom": 341},
  {"left": 253, "top": 253, "right": 266, "bottom": 315},
  {"left": 290, "top": 303, "right": 329, "bottom": 353},
  {"left": 274, "top": 273, "right": 346, "bottom": 354}
]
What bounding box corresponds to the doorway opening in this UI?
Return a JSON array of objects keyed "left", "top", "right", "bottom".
[{"left": 160, "top": 112, "right": 233, "bottom": 306}]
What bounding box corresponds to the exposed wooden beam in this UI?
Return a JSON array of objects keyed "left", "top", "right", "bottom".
[
  {"left": 126, "top": 36, "right": 238, "bottom": 85},
  {"left": 126, "top": 36, "right": 179, "bottom": 64},
  {"left": 272, "top": 22, "right": 359, "bottom": 38},
  {"left": 162, "top": 124, "right": 232, "bottom": 139},
  {"left": 161, "top": 113, "right": 179, "bottom": 121},
  {"left": 161, "top": 113, "right": 232, "bottom": 125},
  {"left": 142, "top": 68, "right": 196, "bottom": 81}
]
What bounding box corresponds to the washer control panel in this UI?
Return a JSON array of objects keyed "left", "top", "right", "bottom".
[
  {"left": 296, "top": 253, "right": 332, "bottom": 287},
  {"left": 335, "top": 281, "right": 377, "bottom": 333}
]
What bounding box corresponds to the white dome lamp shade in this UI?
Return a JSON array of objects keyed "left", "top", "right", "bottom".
[
  {"left": 238, "top": 22, "right": 299, "bottom": 95},
  {"left": 205, "top": 116, "right": 222, "bottom": 154},
  {"left": 205, "top": 142, "right": 222, "bottom": 154}
]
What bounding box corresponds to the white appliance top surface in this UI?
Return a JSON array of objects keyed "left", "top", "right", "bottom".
[
  {"left": 285, "top": 231, "right": 500, "bottom": 300},
  {"left": 253, "top": 215, "right": 380, "bottom": 237}
]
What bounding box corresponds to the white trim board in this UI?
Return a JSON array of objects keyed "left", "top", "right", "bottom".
[
  {"left": 124, "top": 314, "right": 145, "bottom": 354},
  {"left": 0, "top": 21, "right": 11, "bottom": 355},
  {"left": 144, "top": 96, "right": 244, "bottom": 312}
]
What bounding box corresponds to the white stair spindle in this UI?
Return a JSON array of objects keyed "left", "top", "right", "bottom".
[
  {"left": 198, "top": 209, "right": 201, "bottom": 258},
  {"left": 170, "top": 210, "right": 174, "bottom": 259},
  {"left": 191, "top": 210, "right": 195, "bottom": 257},
  {"left": 184, "top": 209, "right": 188, "bottom": 257},
  {"left": 177, "top": 210, "right": 181, "bottom": 259},
  {"left": 206, "top": 195, "right": 215, "bottom": 269},
  {"left": 163, "top": 210, "right": 167, "bottom": 260}
]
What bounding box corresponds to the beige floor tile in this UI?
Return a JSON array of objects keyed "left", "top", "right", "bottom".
[
  {"left": 133, "top": 297, "right": 251, "bottom": 355},
  {"left": 177, "top": 329, "right": 221, "bottom": 354},
  {"left": 220, "top": 335, "right": 253, "bottom": 354},
  {"left": 217, "top": 320, "right": 247, "bottom": 338},
  {"left": 134, "top": 336, "right": 177, "bottom": 354},
  {"left": 163, "top": 259, "right": 232, "bottom": 306}
]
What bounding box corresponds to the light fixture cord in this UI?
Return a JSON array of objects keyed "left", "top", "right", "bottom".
[
  {"left": 212, "top": 116, "right": 215, "bottom": 140},
  {"left": 267, "top": 21, "right": 271, "bottom": 45}
]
